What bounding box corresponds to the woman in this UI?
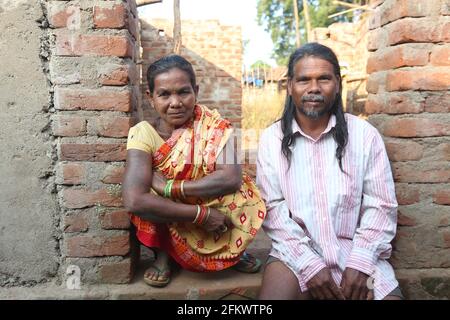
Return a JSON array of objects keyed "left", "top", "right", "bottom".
[{"left": 122, "top": 54, "right": 266, "bottom": 287}]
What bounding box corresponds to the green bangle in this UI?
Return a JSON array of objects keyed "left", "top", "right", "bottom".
[{"left": 164, "top": 180, "right": 174, "bottom": 198}]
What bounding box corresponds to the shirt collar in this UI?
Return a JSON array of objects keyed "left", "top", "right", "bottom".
[{"left": 292, "top": 114, "right": 337, "bottom": 142}]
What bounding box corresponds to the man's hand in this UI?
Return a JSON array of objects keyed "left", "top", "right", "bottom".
[
  {"left": 340, "top": 267, "right": 371, "bottom": 300},
  {"left": 306, "top": 268, "right": 345, "bottom": 300}
]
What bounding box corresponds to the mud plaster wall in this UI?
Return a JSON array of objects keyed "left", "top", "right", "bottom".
[{"left": 0, "top": 0, "right": 59, "bottom": 286}]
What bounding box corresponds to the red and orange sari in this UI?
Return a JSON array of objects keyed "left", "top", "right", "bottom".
[{"left": 129, "top": 105, "right": 266, "bottom": 272}]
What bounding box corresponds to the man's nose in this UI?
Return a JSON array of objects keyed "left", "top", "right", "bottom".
[{"left": 307, "top": 80, "right": 320, "bottom": 93}]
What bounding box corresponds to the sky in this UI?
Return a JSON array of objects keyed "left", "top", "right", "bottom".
[{"left": 138, "top": 0, "right": 276, "bottom": 68}]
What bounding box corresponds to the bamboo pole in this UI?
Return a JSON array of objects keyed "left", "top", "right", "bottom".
[
  {"left": 302, "top": 0, "right": 312, "bottom": 42},
  {"left": 293, "top": 0, "right": 301, "bottom": 47},
  {"left": 136, "top": 0, "right": 162, "bottom": 7},
  {"left": 173, "top": 0, "right": 182, "bottom": 54}
]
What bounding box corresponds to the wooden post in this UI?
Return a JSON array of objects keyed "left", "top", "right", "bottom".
[
  {"left": 293, "top": 0, "right": 301, "bottom": 47},
  {"left": 302, "top": 0, "right": 312, "bottom": 42},
  {"left": 173, "top": 0, "right": 182, "bottom": 54}
]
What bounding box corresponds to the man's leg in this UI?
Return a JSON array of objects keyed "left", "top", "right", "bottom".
[{"left": 258, "top": 259, "right": 311, "bottom": 300}]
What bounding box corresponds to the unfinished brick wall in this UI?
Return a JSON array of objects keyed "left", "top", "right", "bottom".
[
  {"left": 312, "top": 18, "right": 369, "bottom": 115},
  {"left": 366, "top": 0, "right": 450, "bottom": 299},
  {"left": 139, "top": 18, "right": 243, "bottom": 128},
  {"left": 46, "top": 0, "right": 140, "bottom": 284}
]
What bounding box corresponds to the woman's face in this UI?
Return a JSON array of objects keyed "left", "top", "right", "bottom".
[{"left": 149, "top": 67, "right": 198, "bottom": 129}]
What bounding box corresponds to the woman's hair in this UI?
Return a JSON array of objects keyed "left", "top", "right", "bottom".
[
  {"left": 280, "top": 42, "right": 348, "bottom": 172},
  {"left": 146, "top": 54, "right": 197, "bottom": 94}
]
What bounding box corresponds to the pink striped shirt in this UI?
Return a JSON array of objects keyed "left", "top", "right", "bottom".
[{"left": 256, "top": 114, "right": 399, "bottom": 300}]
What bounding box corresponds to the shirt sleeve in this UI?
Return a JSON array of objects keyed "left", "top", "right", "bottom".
[
  {"left": 256, "top": 128, "right": 327, "bottom": 286},
  {"left": 345, "top": 128, "right": 398, "bottom": 276},
  {"left": 126, "top": 121, "right": 156, "bottom": 154}
]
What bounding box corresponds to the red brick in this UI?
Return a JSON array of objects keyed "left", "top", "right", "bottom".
[
  {"left": 366, "top": 93, "right": 423, "bottom": 114},
  {"left": 386, "top": 68, "right": 450, "bottom": 92},
  {"left": 393, "top": 163, "right": 450, "bottom": 183},
  {"left": 433, "top": 190, "right": 450, "bottom": 205},
  {"left": 433, "top": 143, "right": 450, "bottom": 161},
  {"left": 60, "top": 143, "right": 126, "bottom": 162},
  {"left": 366, "top": 71, "right": 387, "bottom": 94},
  {"left": 430, "top": 45, "right": 450, "bottom": 66},
  {"left": 99, "top": 259, "right": 132, "bottom": 284},
  {"left": 397, "top": 210, "right": 417, "bottom": 227},
  {"left": 443, "top": 231, "right": 450, "bottom": 248},
  {"left": 93, "top": 4, "right": 127, "bottom": 29},
  {"left": 395, "top": 184, "right": 421, "bottom": 205},
  {"left": 48, "top": 5, "right": 80, "bottom": 28},
  {"left": 367, "top": 28, "right": 388, "bottom": 51},
  {"left": 55, "top": 88, "right": 131, "bottom": 112},
  {"left": 380, "top": 0, "right": 440, "bottom": 25},
  {"left": 423, "top": 93, "right": 450, "bottom": 113},
  {"left": 95, "top": 116, "right": 132, "bottom": 138},
  {"left": 388, "top": 18, "right": 450, "bottom": 46},
  {"left": 55, "top": 33, "right": 132, "bottom": 57},
  {"left": 57, "top": 162, "right": 86, "bottom": 185},
  {"left": 62, "top": 188, "right": 122, "bottom": 209},
  {"left": 52, "top": 115, "right": 86, "bottom": 137},
  {"left": 63, "top": 213, "right": 88, "bottom": 233},
  {"left": 383, "top": 118, "right": 449, "bottom": 138},
  {"left": 367, "top": 45, "right": 430, "bottom": 73},
  {"left": 99, "top": 65, "right": 129, "bottom": 86},
  {"left": 65, "top": 234, "right": 129, "bottom": 257},
  {"left": 99, "top": 210, "right": 130, "bottom": 230},
  {"left": 385, "top": 140, "right": 423, "bottom": 161},
  {"left": 102, "top": 165, "right": 125, "bottom": 184}
]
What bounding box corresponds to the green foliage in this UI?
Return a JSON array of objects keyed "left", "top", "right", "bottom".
[
  {"left": 250, "top": 60, "right": 272, "bottom": 70},
  {"left": 257, "top": 0, "right": 365, "bottom": 66}
]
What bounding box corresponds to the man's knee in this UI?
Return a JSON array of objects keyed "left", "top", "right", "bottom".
[{"left": 258, "top": 260, "right": 301, "bottom": 300}]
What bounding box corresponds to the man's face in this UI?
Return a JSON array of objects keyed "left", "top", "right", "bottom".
[{"left": 288, "top": 56, "right": 340, "bottom": 120}]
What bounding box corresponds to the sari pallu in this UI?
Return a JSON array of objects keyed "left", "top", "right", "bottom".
[{"left": 130, "top": 105, "right": 267, "bottom": 272}]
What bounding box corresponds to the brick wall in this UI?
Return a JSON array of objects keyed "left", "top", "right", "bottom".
[
  {"left": 46, "top": 0, "right": 140, "bottom": 284},
  {"left": 139, "top": 18, "right": 243, "bottom": 128},
  {"left": 366, "top": 0, "right": 450, "bottom": 299},
  {"left": 312, "top": 18, "right": 369, "bottom": 115}
]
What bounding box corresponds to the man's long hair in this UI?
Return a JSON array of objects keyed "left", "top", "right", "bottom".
[{"left": 280, "top": 42, "right": 348, "bottom": 172}]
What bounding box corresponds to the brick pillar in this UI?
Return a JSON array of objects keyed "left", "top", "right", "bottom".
[
  {"left": 46, "top": 0, "right": 140, "bottom": 284},
  {"left": 366, "top": 0, "right": 450, "bottom": 299}
]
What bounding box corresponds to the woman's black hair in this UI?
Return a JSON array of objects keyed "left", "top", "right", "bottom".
[
  {"left": 146, "top": 54, "right": 196, "bottom": 94},
  {"left": 280, "top": 42, "right": 348, "bottom": 172}
]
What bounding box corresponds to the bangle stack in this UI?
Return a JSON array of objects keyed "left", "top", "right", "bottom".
[
  {"left": 163, "top": 179, "right": 186, "bottom": 199},
  {"left": 163, "top": 179, "right": 174, "bottom": 198},
  {"left": 193, "top": 205, "right": 210, "bottom": 226}
]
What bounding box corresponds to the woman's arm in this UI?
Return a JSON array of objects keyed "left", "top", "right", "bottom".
[
  {"left": 122, "top": 149, "right": 231, "bottom": 232},
  {"left": 152, "top": 139, "right": 243, "bottom": 199},
  {"left": 122, "top": 149, "right": 197, "bottom": 223}
]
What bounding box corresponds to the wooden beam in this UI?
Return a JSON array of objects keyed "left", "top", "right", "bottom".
[
  {"left": 332, "top": 1, "right": 368, "bottom": 9},
  {"left": 173, "top": 0, "right": 182, "bottom": 54},
  {"left": 136, "top": 0, "right": 162, "bottom": 7},
  {"left": 328, "top": 5, "right": 369, "bottom": 19}
]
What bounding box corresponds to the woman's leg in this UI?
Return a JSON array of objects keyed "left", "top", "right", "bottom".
[{"left": 258, "top": 260, "right": 309, "bottom": 300}]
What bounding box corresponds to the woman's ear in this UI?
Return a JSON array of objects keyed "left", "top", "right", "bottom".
[
  {"left": 194, "top": 85, "right": 199, "bottom": 97},
  {"left": 145, "top": 89, "right": 154, "bottom": 108}
]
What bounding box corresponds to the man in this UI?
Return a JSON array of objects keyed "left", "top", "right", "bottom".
[{"left": 256, "top": 43, "right": 402, "bottom": 300}]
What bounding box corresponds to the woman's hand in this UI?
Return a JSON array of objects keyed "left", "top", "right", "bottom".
[
  {"left": 151, "top": 171, "right": 167, "bottom": 196},
  {"left": 202, "top": 208, "right": 233, "bottom": 234}
]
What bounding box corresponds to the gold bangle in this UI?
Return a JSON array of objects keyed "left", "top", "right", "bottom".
[
  {"left": 192, "top": 205, "right": 201, "bottom": 224},
  {"left": 180, "top": 180, "right": 186, "bottom": 198}
]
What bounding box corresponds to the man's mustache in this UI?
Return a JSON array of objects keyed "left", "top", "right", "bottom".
[{"left": 302, "top": 95, "right": 325, "bottom": 102}]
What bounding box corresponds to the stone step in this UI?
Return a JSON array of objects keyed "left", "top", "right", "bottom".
[{"left": 0, "top": 232, "right": 271, "bottom": 300}]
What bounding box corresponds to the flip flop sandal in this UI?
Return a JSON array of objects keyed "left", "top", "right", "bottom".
[
  {"left": 233, "top": 252, "right": 262, "bottom": 273},
  {"left": 143, "top": 265, "right": 171, "bottom": 288}
]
